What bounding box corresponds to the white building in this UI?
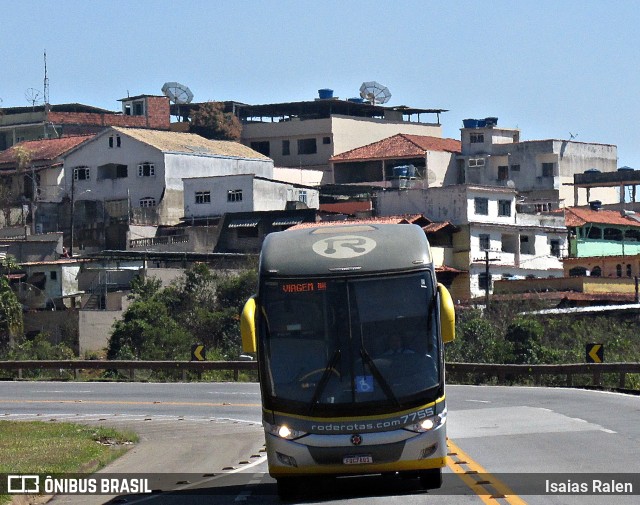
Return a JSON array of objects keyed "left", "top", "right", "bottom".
[
  {"left": 457, "top": 118, "right": 618, "bottom": 207},
  {"left": 377, "top": 185, "right": 567, "bottom": 300},
  {"left": 61, "top": 127, "right": 274, "bottom": 250},
  {"left": 183, "top": 173, "right": 319, "bottom": 220}
]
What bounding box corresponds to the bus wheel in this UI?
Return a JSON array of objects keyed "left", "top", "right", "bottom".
[
  {"left": 276, "top": 478, "right": 298, "bottom": 501},
  {"left": 419, "top": 468, "right": 442, "bottom": 489}
]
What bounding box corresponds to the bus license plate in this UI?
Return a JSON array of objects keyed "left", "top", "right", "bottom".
[{"left": 343, "top": 455, "right": 373, "bottom": 465}]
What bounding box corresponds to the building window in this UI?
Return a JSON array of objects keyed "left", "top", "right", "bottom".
[
  {"left": 498, "top": 166, "right": 509, "bottom": 180},
  {"left": 297, "top": 138, "right": 317, "bottom": 155},
  {"left": 627, "top": 264, "right": 632, "bottom": 277},
  {"left": 479, "top": 234, "right": 490, "bottom": 251},
  {"left": 616, "top": 264, "right": 622, "bottom": 277},
  {"left": 50, "top": 271, "right": 57, "bottom": 281},
  {"left": 591, "top": 266, "right": 602, "bottom": 277},
  {"left": 587, "top": 226, "right": 602, "bottom": 239},
  {"left": 139, "top": 197, "right": 156, "bottom": 208},
  {"left": 323, "top": 136, "right": 331, "bottom": 145},
  {"left": 624, "top": 229, "right": 640, "bottom": 242},
  {"left": 474, "top": 197, "right": 489, "bottom": 215},
  {"left": 133, "top": 101, "right": 144, "bottom": 116},
  {"left": 195, "top": 191, "right": 211, "bottom": 204},
  {"left": 520, "top": 235, "right": 534, "bottom": 255},
  {"left": 108, "top": 135, "right": 121, "bottom": 148},
  {"left": 98, "top": 163, "right": 128, "bottom": 180},
  {"left": 550, "top": 239, "right": 561, "bottom": 258},
  {"left": 542, "top": 162, "right": 554, "bottom": 177},
  {"left": 510, "top": 164, "right": 520, "bottom": 172},
  {"left": 469, "top": 158, "right": 485, "bottom": 168},
  {"left": 569, "top": 266, "right": 587, "bottom": 277},
  {"left": 282, "top": 140, "right": 290, "bottom": 156},
  {"left": 604, "top": 227, "right": 623, "bottom": 241},
  {"left": 73, "top": 166, "right": 90, "bottom": 180},
  {"left": 250, "top": 141, "right": 270, "bottom": 156},
  {"left": 498, "top": 199, "right": 511, "bottom": 217},
  {"left": 298, "top": 190, "right": 307, "bottom": 204},
  {"left": 470, "top": 133, "right": 484, "bottom": 143},
  {"left": 227, "top": 189, "right": 243, "bottom": 202},
  {"left": 138, "top": 163, "right": 155, "bottom": 177}
]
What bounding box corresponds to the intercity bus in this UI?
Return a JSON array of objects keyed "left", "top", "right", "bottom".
[{"left": 240, "top": 223, "right": 455, "bottom": 498}]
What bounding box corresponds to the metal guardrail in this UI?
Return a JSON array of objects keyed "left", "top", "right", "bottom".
[{"left": 0, "top": 361, "right": 638, "bottom": 389}]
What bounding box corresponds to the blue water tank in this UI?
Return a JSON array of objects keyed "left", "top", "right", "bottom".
[
  {"left": 318, "top": 89, "right": 334, "bottom": 99},
  {"left": 463, "top": 119, "right": 479, "bottom": 128},
  {"left": 393, "top": 165, "right": 409, "bottom": 178}
]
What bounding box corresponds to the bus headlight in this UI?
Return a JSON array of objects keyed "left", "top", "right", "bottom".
[
  {"left": 265, "top": 422, "right": 307, "bottom": 440},
  {"left": 404, "top": 414, "right": 444, "bottom": 433}
]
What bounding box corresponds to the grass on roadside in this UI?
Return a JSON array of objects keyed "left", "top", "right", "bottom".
[{"left": 0, "top": 421, "right": 138, "bottom": 505}]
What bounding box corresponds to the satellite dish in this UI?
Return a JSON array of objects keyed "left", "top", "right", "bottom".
[
  {"left": 161, "top": 82, "right": 194, "bottom": 104},
  {"left": 25, "top": 88, "right": 43, "bottom": 107},
  {"left": 359, "top": 81, "right": 391, "bottom": 105},
  {"left": 506, "top": 180, "right": 515, "bottom": 188}
]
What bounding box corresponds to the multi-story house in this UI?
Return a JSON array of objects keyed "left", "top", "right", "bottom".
[
  {"left": 456, "top": 117, "right": 618, "bottom": 208},
  {"left": 564, "top": 203, "right": 640, "bottom": 278},
  {"left": 377, "top": 185, "right": 567, "bottom": 300},
  {"left": 0, "top": 135, "right": 94, "bottom": 229},
  {"left": 177, "top": 94, "right": 447, "bottom": 184},
  {"left": 61, "top": 126, "right": 273, "bottom": 253},
  {"left": 0, "top": 95, "right": 170, "bottom": 151}
]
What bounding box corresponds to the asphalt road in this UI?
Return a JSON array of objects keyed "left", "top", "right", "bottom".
[{"left": 1, "top": 381, "right": 639, "bottom": 504}]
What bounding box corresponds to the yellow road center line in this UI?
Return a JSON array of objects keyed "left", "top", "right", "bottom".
[{"left": 447, "top": 438, "right": 528, "bottom": 505}]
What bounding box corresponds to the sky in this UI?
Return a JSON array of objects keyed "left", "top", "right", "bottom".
[{"left": 2, "top": 0, "right": 640, "bottom": 167}]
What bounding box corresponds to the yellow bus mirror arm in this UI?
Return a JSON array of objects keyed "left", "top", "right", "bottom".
[
  {"left": 240, "top": 296, "right": 257, "bottom": 353},
  {"left": 437, "top": 283, "right": 455, "bottom": 343}
]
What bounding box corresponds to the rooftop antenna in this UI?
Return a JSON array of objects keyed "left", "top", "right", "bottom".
[
  {"left": 43, "top": 49, "right": 50, "bottom": 110},
  {"left": 25, "top": 88, "right": 43, "bottom": 109},
  {"left": 359, "top": 81, "right": 392, "bottom": 105},
  {"left": 162, "top": 81, "right": 194, "bottom": 120}
]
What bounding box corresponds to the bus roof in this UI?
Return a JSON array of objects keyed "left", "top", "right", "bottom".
[{"left": 260, "top": 223, "right": 433, "bottom": 276}]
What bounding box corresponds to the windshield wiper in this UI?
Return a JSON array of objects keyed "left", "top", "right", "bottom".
[
  {"left": 360, "top": 347, "right": 401, "bottom": 408},
  {"left": 308, "top": 349, "right": 341, "bottom": 415}
]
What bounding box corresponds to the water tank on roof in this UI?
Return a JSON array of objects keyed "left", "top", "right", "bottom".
[
  {"left": 393, "top": 165, "right": 409, "bottom": 178},
  {"left": 318, "top": 89, "right": 334, "bottom": 99},
  {"left": 589, "top": 200, "right": 602, "bottom": 211}
]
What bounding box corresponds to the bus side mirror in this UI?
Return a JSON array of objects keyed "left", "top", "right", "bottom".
[
  {"left": 240, "top": 296, "right": 257, "bottom": 353},
  {"left": 437, "top": 283, "right": 455, "bottom": 343}
]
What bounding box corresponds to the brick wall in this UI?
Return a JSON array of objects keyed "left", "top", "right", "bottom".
[{"left": 47, "top": 96, "right": 170, "bottom": 131}]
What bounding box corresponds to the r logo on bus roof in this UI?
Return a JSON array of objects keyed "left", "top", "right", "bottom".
[{"left": 312, "top": 235, "right": 377, "bottom": 259}]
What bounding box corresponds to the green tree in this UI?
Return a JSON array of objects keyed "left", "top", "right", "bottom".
[
  {"left": 504, "top": 317, "right": 544, "bottom": 364},
  {"left": 189, "top": 101, "right": 242, "bottom": 141},
  {"left": 0, "top": 258, "right": 24, "bottom": 351}
]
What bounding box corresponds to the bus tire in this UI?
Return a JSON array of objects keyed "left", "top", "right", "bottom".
[
  {"left": 276, "top": 477, "right": 298, "bottom": 501},
  {"left": 419, "top": 468, "right": 442, "bottom": 489}
]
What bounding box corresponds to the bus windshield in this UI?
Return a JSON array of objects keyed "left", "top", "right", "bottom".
[{"left": 260, "top": 272, "right": 440, "bottom": 415}]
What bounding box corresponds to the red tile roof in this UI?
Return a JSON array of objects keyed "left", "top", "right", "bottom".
[
  {"left": 564, "top": 207, "right": 640, "bottom": 228},
  {"left": 330, "top": 134, "right": 461, "bottom": 162},
  {"left": 0, "top": 135, "right": 94, "bottom": 168},
  {"left": 287, "top": 214, "right": 456, "bottom": 234}
]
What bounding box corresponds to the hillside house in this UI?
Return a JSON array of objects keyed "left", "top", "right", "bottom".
[
  {"left": 377, "top": 185, "right": 567, "bottom": 300},
  {"left": 61, "top": 127, "right": 273, "bottom": 253},
  {"left": 456, "top": 118, "right": 618, "bottom": 208},
  {"left": 0, "top": 95, "right": 170, "bottom": 151},
  {"left": 329, "top": 133, "right": 461, "bottom": 187}
]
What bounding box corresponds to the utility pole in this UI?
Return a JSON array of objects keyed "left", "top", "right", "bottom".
[
  {"left": 473, "top": 249, "right": 500, "bottom": 308},
  {"left": 70, "top": 173, "right": 75, "bottom": 257}
]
